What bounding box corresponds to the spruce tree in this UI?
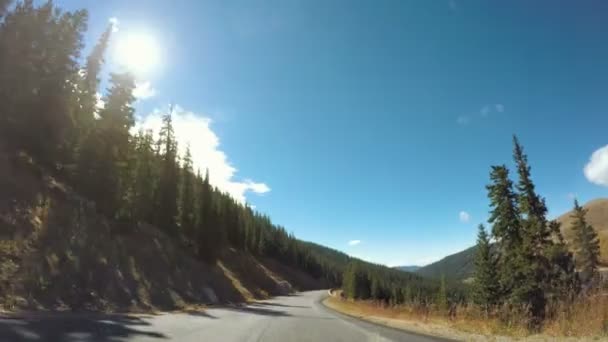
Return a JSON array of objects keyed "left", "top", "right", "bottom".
[
  {"left": 512, "top": 136, "right": 553, "bottom": 325},
  {"left": 486, "top": 165, "right": 523, "bottom": 301},
  {"left": 472, "top": 224, "right": 499, "bottom": 311},
  {"left": 96, "top": 72, "right": 136, "bottom": 216},
  {"left": 179, "top": 146, "right": 195, "bottom": 237},
  {"left": 571, "top": 199, "right": 601, "bottom": 287},
  {"left": 545, "top": 220, "right": 579, "bottom": 300},
  {"left": 155, "top": 111, "right": 179, "bottom": 234},
  {"left": 0, "top": 0, "right": 87, "bottom": 163},
  {"left": 131, "top": 130, "right": 158, "bottom": 222},
  {"left": 436, "top": 274, "right": 448, "bottom": 311},
  {"left": 75, "top": 24, "right": 112, "bottom": 138}
]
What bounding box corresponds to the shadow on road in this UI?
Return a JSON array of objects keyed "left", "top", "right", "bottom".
[
  {"left": 182, "top": 310, "right": 218, "bottom": 319},
  {"left": 223, "top": 305, "right": 290, "bottom": 317},
  {"left": 0, "top": 313, "right": 167, "bottom": 341},
  {"left": 252, "top": 302, "right": 309, "bottom": 309}
]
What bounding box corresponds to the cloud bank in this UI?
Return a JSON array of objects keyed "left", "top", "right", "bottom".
[
  {"left": 584, "top": 145, "right": 608, "bottom": 187},
  {"left": 133, "top": 81, "right": 157, "bottom": 100},
  {"left": 348, "top": 240, "right": 361, "bottom": 246},
  {"left": 136, "top": 106, "right": 270, "bottom": 203}
]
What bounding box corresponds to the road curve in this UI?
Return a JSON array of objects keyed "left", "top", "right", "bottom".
[{"left": 0, "top": 290, "right": 453, "bottom": 341}]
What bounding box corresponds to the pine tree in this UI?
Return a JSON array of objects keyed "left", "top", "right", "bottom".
[
  {"left": 0, "top": 0, "right": 87, "bottom": 163},
  {"left": 155, "top": 111, "right": 179, "bottom": 234},
  {"left": 179, "top": 146, "right": 195, "bottom": 238},
  {"left": 90, "top": 73, "right": 136, "bottom": 216},
  {"left": 436, "top": 274, "right": 448, "bottom": 311},
  {"left": 512, "top": 136, "right": 553, "bottom": 325},
  {"left": 131, "top": 129, "right": 158, "bottom": 222},
  {"left": 472, "top": 224, "right": 499, "bottom": 311},
  {"left": 486, "top": 165, "right": 523, "bottom": 301},
  {"left": 342, "top": 262, "right": 357, "bottom": 299},
  {"left": 571, "top": 199, "right": 601, "bottom": 287},
  {"left": 545, "top": 220, "right": 579, "bottom": 300},
  {"left": 75, "top": 24, "right": 112, "bottom": 137}
]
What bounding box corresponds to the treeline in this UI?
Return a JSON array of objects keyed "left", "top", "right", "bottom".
[
  {"left": 472, "top": 137, "right": 601, "bottom": 328},
  {"left": 341, "top": 260, "right": 464, "bottom": 307},
  {"left": 0, "top": 1, "right": 344, "bottom": 286}
]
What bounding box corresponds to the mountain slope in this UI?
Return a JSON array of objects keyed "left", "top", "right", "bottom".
[
  {"left": 412, "top": 198, "right": 608, "bottom": 280},
  {"left": 414, "top": 246, "right": 477, "bottom": 280},
  {"left": 0, "top": 149, "right": 327, "bottom": 311},
  {"left": 556, "top": 198, "right": 608, "bottom": 264},
  {"left": 393, "top": 265, "right": 421, "bottom": 272}
]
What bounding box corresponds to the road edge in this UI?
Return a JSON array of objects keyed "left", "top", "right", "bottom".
[{"left": 318, "top": 293, "right": 459, "bottom": 342}]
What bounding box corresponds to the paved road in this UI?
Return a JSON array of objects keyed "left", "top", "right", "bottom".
[{"left": 0, "top": 290, "right": 452, "bottom": 341}]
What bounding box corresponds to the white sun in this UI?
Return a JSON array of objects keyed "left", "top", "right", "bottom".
[{"left": 114, "top": 32, "right": 160, "bottom": 74}]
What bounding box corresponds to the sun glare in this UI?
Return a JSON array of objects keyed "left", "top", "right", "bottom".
[{"left": 114, "top": 32, "right": 160, "bottom": 74}]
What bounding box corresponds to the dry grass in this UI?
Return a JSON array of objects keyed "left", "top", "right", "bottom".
[
  {"left": 325, "top": 293, "right": 608, "bottom": 340},
  {"left": 543, "top": 293, "right": 608, "bottom": 337}
]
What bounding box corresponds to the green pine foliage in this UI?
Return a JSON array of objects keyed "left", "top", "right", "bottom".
[
  {"left": 0, "top": 0, "right": 355, "bottom": 291},
  {"left": 472, "top": 224, "right": 499, "bottom": 310},
  {"left": 480, "top": 136, "right": 580, "bottom": 329},
  {"left": 571, "top": 200, "right": 601, "bottom": 286}
]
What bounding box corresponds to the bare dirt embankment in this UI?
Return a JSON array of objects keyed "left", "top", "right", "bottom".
[{"left": 0, "top": 148, "right": 325, "bottom": 313}]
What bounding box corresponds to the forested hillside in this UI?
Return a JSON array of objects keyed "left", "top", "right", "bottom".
[
  {"left": 0, "top": 0, "right": 438, "bottom": 311},
  {"left": 414, "top": 246, "right": 476, "bottom": 281},
  {"left": 408, "top": 199, "right": 608, "bottom": 282},
  {"left": 0, "top": 0, "right": 344, "bottom": 309}
]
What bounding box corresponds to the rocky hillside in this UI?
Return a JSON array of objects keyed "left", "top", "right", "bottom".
[{"left": 0, "top": 149, "right": 325, "bottom": 312}]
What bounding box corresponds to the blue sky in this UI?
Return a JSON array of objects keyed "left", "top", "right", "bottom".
[{"left": 57, "top": 0, "right": 608, "bottom": 266}]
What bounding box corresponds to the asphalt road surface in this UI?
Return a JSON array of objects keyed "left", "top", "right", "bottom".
[{"left": 0, "top": 290, "right": 452, "bottom": 341}]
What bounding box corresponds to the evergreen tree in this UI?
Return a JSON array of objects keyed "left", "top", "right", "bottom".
[
  {"left": 155, "top": 111, "right": 179, "bottom": 233},
  {"left": 512, "top": 136, "right": 553, "bottom": 325},
  {"left": 472, "top": 224, "right": 499, "bottom": 311},
  {"left": 436, "top": 275, "right": 448, "bottom": 311},
  {"left": 571, "top": 199, "right": 601, "bottom": 287},
  {"left": 545, "top": 220, "right": 579, "bottom": 300},
  {"left": 486, "top": 165, "right": 523, "bottom": 301},
  {"left": 179, "top": 146, "right": 195, "bottom": 237},
  {"left": 131, "top": 129, "right": 158, "bottom": 222},
  {"left": 0, "top": 0, "right": 87, "bottom": 163},
  {"left": 75, "top": 24, "right": 112, "bottom": 138},
  {"left": 76, "top": 72, "right": 136, "bottom": 217}
]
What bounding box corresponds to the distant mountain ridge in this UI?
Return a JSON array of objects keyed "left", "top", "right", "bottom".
[
  {"left": 393, "top": 265, "right": 421, "bottom": 272},
  {"left": 407, "top": 198, "right": 608, "bottom": 281}
]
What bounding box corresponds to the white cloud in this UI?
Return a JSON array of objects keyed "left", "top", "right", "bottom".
[
  {"left": 480, "top": 103, "right": 505, "bottom": 117},
  {"left": 133, "top": 81, "right": 157, "bottom": 100},
  {"left": 136, "top": 106, "right": 270, "bottom": 203},
  {"left": 457, "top": 116, "right": 470, "bottom": 125},
  {"left": 459, "top": 211, "right": 470, "bottom": 223},
  {"left": 448, "top": 0, "right": 457, "bottom": 11},
  {"left": 348, "top": 240, "right": 361, "bottom": 246},
  {"left": 109, "top": 17, "right": 119, "bottom": 33},
  {"left": 480, "top": 105, "right": 491, "bottom": 117},
  {"left": 95, "top": 92, "right": 105, "bottom": 110},
  {"left": 584, "top": 145, "right": 608, "bottom": 187}
]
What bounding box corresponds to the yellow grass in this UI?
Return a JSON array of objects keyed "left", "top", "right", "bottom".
[{"left": 324, "top": 293, "right": 608, "bottom": 340}]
